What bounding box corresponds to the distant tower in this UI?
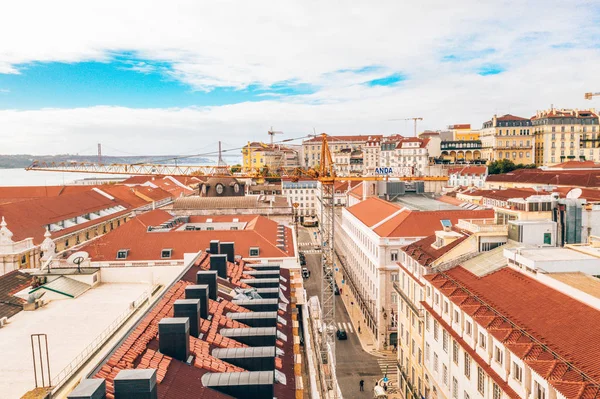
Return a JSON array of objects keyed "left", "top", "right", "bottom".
[
  {"left": 217, "top": 141, "right": 225, "bottom": 167},
  {"left": 97, "top": 143, "right": 102, "bottom": 164}
]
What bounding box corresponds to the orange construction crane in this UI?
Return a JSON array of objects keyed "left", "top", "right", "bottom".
[{"left": 585, "top": 92, "right": 600, "bottom": 100}]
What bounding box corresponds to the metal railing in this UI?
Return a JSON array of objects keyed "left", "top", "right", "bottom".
[
  {"left": 50, "top": 289, "right": 151, "bottom": 392},
  {"left": 433, "top": 251, "right": 480, "bottom": 272},
  {"left": 457, "top": 219, "right": 508, "bottom": 233}
]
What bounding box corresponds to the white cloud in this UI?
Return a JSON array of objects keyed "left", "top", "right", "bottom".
[
  {"left": 0, "top": 0, "right": 599, "bottom": 154},
  {"left": 0, "top": 89, "right": 9, "bottom": 94}
]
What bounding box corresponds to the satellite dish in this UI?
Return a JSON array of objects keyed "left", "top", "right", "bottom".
[
  {"left": 566, "top": 188, "right": 582, "bottom": 199},
  {"left": 67, "top": 251, "right": 89, "bottom": 272}
]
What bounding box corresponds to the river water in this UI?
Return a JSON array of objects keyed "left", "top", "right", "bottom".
[{"left": 0, "top": 168, "right": 128, "bottom": 186}]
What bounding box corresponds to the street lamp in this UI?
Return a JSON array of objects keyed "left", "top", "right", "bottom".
[{"left": 382, "top": 307, "right": 388, "bottom": 349}]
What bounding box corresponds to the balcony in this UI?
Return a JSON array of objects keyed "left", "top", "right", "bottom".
[
  {"left": 440, "top": 140, "right": 482, "bottom": 151},
  {"left": 494, "top": 145, "right": 533, "bottom": 150},
  {"left": 457, "top": 218, "right": 508, "bottom": 233}
]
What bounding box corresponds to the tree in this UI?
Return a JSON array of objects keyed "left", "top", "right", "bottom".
[
  {"left": 487, "top": 159, "right": 536, "bottom": 175},
  {"left": 230, "top": 164, "right": 242, "bottom": 173}
]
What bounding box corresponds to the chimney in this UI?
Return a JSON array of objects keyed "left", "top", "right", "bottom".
[
  {"left": 219, "top": 327, "right": 277, "bottom": 346},
  {"left": 219, "top": 242, "right": 235, "bottom": 263},
  {"left": 201, "top": 371, "right": 274, "bottom": 399},
  {"left": 158, "top": 318, "right": 190, "bottom": 361},
  {"left": 210, "top": 254, "right": 228, "bottom": 279},
  {"left": 173, "top": 299, "right": 201, "bottom": 337},
  {"left": 113, "top": 369, "right": 157, "bottom": 399},
  {"left": 184, "top": 285, "right": 209, "bottom": 319},
  {"left": 209, "top": 240, "right": 220, "bottom": 254},
  {"left": 196, "top": 271, "right": 217, "bottom": 300},
  {"left": 68, "top": 378, "right": 106, "bottom": 399},
  {"left": 212, "top": 347, "right": 276, "bottom": 371},
  {"left": 226, "top": 311, "right": 278, "bottom": 327}
]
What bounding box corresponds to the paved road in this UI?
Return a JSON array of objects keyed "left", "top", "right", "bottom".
[{"left": 298, "top": 227, "right": 382, "bottom": 398}]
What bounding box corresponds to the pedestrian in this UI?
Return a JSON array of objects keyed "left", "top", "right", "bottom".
[
  {"left": 358, "top": 325, "right": 361, "bottom": 334},
  {"left": 359, "top": 379, "right": 364, "bottom": 391}
]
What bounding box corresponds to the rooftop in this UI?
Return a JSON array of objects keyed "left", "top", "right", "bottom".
[
  {"left": 88, "top": 252, "right": 298, "bottom": 399},
  {"left": 0, "top": 270, "right": 32, "bottom": 319},
  {"left": 448, "top": 166, "right": 487, "bottom": 176},
  {"left": 303, "top": 134, "right": 384, "bottom": 143},
  {"left": 81, "top": 210, "right": 296, "bottom": 261},
  {"left": 346, "top": 197, "right": 493, "bottom": 238},
  {"left": 427, "top": 266, "right": 600, "bottom": 399},
  {"left": 486, "top": 169, "right": 600, "bottom": 188},
  {"left": 548, "top": 272, "right": 600, "bottom": 301},
  {"left": 173, "top": 195, "right": 290, "bottom": 210},
  {"left": 0, "top": 281, "right": 150, "bottom": 399}
]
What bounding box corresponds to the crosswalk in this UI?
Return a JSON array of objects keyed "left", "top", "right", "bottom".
[
  {"left": 376, "top": 355, "right": 399, "bottom": 393},
  {"left": 298, "top": 242, "right": 314, "bottom": 247},
  {"left": 301, "top": 249, "right": 322, "bottom": 254},
  {"left": 336, "top": 322, "right": 354, "bottom": 333}
]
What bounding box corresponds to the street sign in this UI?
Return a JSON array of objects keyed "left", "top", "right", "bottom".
[
  {"left": 383, "top": 376, "right": 388, "bottom": 383},
  {"left": 335, "top": 268, "right": 339, "bottom": 272}
]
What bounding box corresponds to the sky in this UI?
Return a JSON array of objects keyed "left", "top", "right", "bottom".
[{"left": 1, "top": 0, "right": 600, "bottom": 158}]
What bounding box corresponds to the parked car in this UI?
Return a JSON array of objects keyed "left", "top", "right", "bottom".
[
  {"left": 302, "top": 267, "right": 310, "bottom": 279},
  {"left": 334, "top": 283, "right": 340, "bottom": 295},
  {"left": 336, "top": 328, "right": 347, "bottom": 340},
  {"left": 300, "top": 259, "right": 307, "bottom": 266}
]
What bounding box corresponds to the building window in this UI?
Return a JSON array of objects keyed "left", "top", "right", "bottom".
[
  {"left": 426, "top": 313, "right": 431, "bottom": 331},
  {"left": 453, "top": 310, "right": 459, "bottom": 323},
  {"left": 477, "top": 367, "right": 485, "bottom": 395},
  {"left": 453, "top": 340, "right": 459, "bottom": 364},
  {"left": 452, "top": 377, "right": 458, "bottom": 399},
  {"left": 391, "top": 250, "right": 398, "bottom": 262},
  {"left": 464, "top": 353, "right": 471, "bottom": 379},
  {"left": 116, "top": 249, "right": 128, "bottom": 259},
  {"left": 161, "top": 249, "right": 172, "bottom": 259},
  {"left": 249, "top": 247, "right": 260, "bottom": 257},
  {"left": 534, "top": 381, "right": 546, "bottom": 399},
  {"left": 444, "top": 301, "right": 449, "bottom": 314},
  {"left": 426, "top": 343, "right": 430, "bottom": 361},
  {"left": 434, "top": 320, "right": 439, "bottom": 341},
  {"left": 465, "top": 320, "right": 472, "bottom": 336},
  {"left": 65, "top": 239, "right": 69, "bottom": 247},
  {"left": 434, "top": 352, "right": 439, "bottom": 372},
  {"left": 465, "top": 392, "right": 470, "bottom": 399},
  {"left": 443, "top": 364, "right": 448, "bottom": 386},
  {"left": 494, "top": 346, "right": 503, "bottom": 365},
  {"left": 443, "top": 330, "right": 449, "bottom": 352},
  {"left": 493, "top": 384, "right": 501, "bottom": 399},
  {"left": 434, "top": 292, "right": 439, "bottom": 305},
  {"left": 479, "top": 332, "right": 486, "bottom": 349},
  {"left": 513, "top": 362, "right": 523, "bottom": 383},
  {"left": 21, "top": 255, "right": 27, "bottom": 265},
  {"left": 230, "top": 226, "right": 238, "bottom": 230}
]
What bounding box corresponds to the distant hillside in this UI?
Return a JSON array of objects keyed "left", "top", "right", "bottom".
[{"left": 0, "top": 154, "right": 212, "bottom": 169}]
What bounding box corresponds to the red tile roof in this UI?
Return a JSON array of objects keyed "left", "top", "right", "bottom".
[
  {"left": 496, "top": 114, "right": 530, "bottom": 121},
  {"left": 346, "top": 197, "right": 494, "bottom": 237},
  {"left": 448, "top": 166, "right": 487, "bottom": 176},
  {"left": 81, "top": 210, "right": 295, "bottom": 261},
  {"left": 426, "top": 267, "right": 600, "bottom": 399},
  {"left": 467, "top": 188, "right": 536, "bottom": 202},
  {"left": 0, "top": 185, "right": 94, "bottom": 204},
  {"left": 550, "top": 160, "right": 600, "bottom": 169},
  {"left": 0, "top": 270, "right": 31, "bottom": 319},
  {"left": 486, "top": 169, "right": 600, "bottom": 188},
  {"left": 374, "top": 208, "right": 493, "bottom": 238},
  {"left": 402, "top": 229, "right": 471, "bottom": 266}
]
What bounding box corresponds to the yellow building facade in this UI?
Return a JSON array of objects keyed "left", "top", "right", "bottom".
[
  {"left": 449, "top": 124, "right": 480, "bottom": 141},
  {"left": 480, "top": 114, "right": 534, "bottom": 165}
]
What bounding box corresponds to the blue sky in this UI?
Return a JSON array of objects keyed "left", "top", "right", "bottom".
[
  {"left": 0, "top": 59, "right": 318, "bottom": 109},
  {"left": 0, "top": 0, "right": 598, "bottom": 155}
]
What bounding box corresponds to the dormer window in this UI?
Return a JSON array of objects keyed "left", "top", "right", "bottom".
[
  {"left": 249, "top": 247, "right": 260, "bottom": 257},
  {"left": 117, "top": 249, "right": 129, "bottom": 259},
  {"left": 161, "top": 249, "right": 172, "bottom": 259}
]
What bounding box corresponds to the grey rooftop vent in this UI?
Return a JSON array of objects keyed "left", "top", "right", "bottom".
[
  {"left": 196, "top": 270, "right": 218, "bottom": 300},
  {"left": 202, "top": 371, "right": 274, "bottom": 399},
  {"left": 212, "top": 346, "right": 276, "bottom": 371},
  {"left": 210, "top": 254, "right": 228, "bottom": 279},
  {"left": 113, "top": 369, "right": 157, "bottom": 399},
  {"left": 158, "top": 317, "right": 189, "bottom": 361},
  {"left": 173, "top": 299, "right": 201, "bottom": 337},
  {"left": 226, "top": 311, "right": 278, "bottom": 327},
  {"left": 219, "top": 327, "right": 277, "bottom": 347},
  {"left": 68, "top": 378, "right": 106, "bottom": 399},
  {"left": 247, "top": 264, "right": 280, "bottom": 271},
  {"left": 184, "top": 285, "right": 209, "bottom": 319},
  {"left": 239, "top": 278, "right": 280, "bottom": 288},
  {"left": 245, "top": 270, "right": 280, "bottom": 278},
  {"left": 232, "top": 298, "right": 279, "bottom": 312},
  {"left": 254, "top": 287, "right": 279, "bottom": 299}
]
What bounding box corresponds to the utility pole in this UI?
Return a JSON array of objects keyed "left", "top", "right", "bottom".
[{"left": 97, "top": 143, "right": 102, "bottom": 164}]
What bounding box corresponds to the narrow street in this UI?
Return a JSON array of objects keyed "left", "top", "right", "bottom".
[{"left": 298, "top": 226, "right": 383, "bottom": 398}]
